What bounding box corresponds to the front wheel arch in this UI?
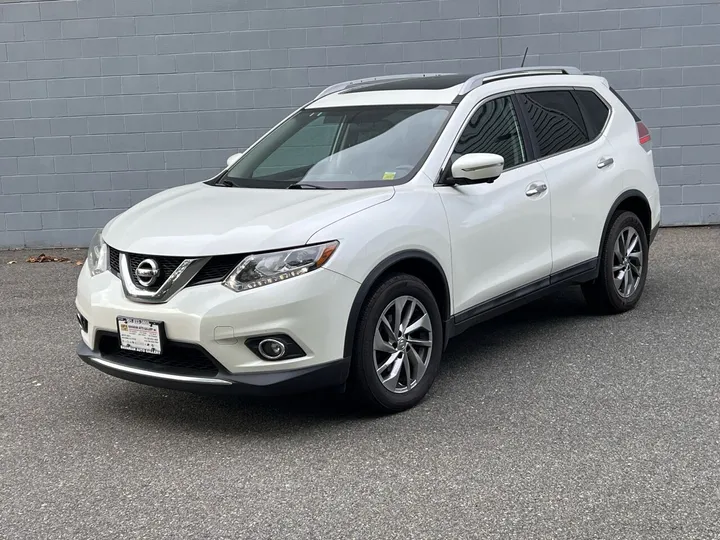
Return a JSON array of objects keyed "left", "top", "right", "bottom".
[{"left": 342, "top": 250, "right": 451, "bottom": 359}]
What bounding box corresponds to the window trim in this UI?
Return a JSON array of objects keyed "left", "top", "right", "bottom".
[
  {"left": 512, "top": 93, "right": 540, "bottom": 163},
  {"left": 437, "top": 85, "right": 615, "bottom": 183},
  {"left": 437, "top": 84, "right": 614, "bottom": 184},
  {"left": 436, "top": 90, "right": 535, "bottom": 183},
  {"left": 609, "top": 87, "right": 641, "bottom": 122},
  {"left": 515, "top": 86, "right": 614, "bottom": 164}
]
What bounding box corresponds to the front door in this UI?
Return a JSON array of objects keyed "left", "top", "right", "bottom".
[{"left": 437, "top": 95, "right": 553, "bottom": 317}]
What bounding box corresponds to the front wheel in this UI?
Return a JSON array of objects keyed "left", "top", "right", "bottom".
[
  {"left": 349, "top": 273, "right": 443, "bottom": 413},
  {"left": 582, "top": 211, "right": 649, "bottom": 314}
]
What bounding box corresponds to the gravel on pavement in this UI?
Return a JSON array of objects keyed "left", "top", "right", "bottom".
[{"left": 1, "top": 227, "right": 719, "bottom": 539}]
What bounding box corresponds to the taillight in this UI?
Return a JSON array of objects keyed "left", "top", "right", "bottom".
[{"left": 637, "top": 121, "right": 652, "bottom": 150}]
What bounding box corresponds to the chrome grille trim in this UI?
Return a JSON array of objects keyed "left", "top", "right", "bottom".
[{"left": 119, "top": 252, "right": 211, "bottom": 304}]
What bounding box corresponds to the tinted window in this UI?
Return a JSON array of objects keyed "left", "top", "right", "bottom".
[
  {"left": 454, "top": 96, "right": 527, "bottom": 169},
  {"left": 574, "top": 90, "right": 610, "bottom": 139},
  {"left": 520, "top": 90, "right": 589, "bottom": 158}
]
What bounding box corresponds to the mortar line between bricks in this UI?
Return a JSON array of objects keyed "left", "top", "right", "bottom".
[{"left": 2, "top": 1, "right": 720, "bottom": 246}]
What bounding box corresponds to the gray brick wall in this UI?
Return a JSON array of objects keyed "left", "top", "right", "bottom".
[{"left": 1, "top": 0, "right": 719, "bottom": 248}]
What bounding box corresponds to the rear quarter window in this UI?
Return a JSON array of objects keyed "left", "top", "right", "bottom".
[{"left": 573, "top": 89, "right": 610, "bottom": 139}]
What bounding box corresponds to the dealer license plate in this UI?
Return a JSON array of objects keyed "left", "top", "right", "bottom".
[{"left": 117, "top": 317, "right": 163, "bottom": 355}]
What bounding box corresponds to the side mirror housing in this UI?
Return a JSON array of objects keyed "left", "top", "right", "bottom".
[
  {"left": 226, "top": 152, "right": 243, "bottom": 168},
  {"left": 447, "top": 153, "right": 504, "bottom": 185}
]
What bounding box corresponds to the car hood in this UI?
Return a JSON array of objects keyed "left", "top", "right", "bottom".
[{"left": 103, "top": 183, "right": 395, "bottom": 256}]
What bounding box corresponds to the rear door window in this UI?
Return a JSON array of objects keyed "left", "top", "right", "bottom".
[
  {"left": 519, "top": 90, "right": 590, "bottom": 158},
  {"left": 573, "top": 89, "right": 610, "bottom": 139}
]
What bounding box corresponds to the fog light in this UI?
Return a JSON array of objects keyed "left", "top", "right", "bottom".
[
  {"left": 258, "top": 339, "right": 286, "bottom": 360},
  {"left": 245, "top": 334, "right": 305, "bottom": 361}
]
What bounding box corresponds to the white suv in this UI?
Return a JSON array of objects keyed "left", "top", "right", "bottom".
[{"left": 76, "top": 67, "right": 661, "bottom": 412}]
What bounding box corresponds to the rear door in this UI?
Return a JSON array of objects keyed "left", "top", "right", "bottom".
[{"left": 517, "top": 88, "right": 618, "bottom": 274}]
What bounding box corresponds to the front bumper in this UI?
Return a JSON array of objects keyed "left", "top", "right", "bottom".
[
  {"left": 77, "top": 341, "right": 350, "bottom": 396},
  {"left": 76, "top": 263, "right": 360, "bottom": 392}
]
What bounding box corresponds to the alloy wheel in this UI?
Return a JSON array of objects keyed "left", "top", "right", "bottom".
[
  {"left": 613, "top": 226, "right": 643, "bottom": 298},
  {"left": 373, "top": 295, "right": 433, "bottom": 394}
]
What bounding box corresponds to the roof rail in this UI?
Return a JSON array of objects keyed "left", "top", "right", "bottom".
[
  {"left": 315, "top": 73, "right": 450, "bottom": 100},
  {"left": 457, "top": 66, "right": 582, "bottom": 96}
]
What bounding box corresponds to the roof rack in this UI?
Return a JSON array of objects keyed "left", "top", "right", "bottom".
[
  {"left": 314, "top": 66, "right": 583, "bottom": 102},
  {"left": 315, "top": 73, "right": 451, "bottom": 100},
  {"left": 457, "top": 66, "right": 582, "bottom": 96}
]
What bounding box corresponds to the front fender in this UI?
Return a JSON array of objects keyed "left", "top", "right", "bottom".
[{"left": 307, "top": 189, "right": 453, "bottom": 358}]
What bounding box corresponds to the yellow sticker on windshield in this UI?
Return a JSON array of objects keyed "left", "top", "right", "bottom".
[{"left": 382, "top": 172, "right": 396, "bottom": 180}]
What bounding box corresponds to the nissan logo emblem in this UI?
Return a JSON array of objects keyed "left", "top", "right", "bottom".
[{"left": 135, "top": 259, "right": 160, "bottom": 287}]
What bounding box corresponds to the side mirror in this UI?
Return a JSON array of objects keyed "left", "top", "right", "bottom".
[
  {"left": 448, "top": 153, "right": 504, "bottom": 185},
  {"left": 226, "top": 152, "right": 243, "bottom": 168}
]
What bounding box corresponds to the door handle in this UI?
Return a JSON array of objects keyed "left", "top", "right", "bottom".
[
  {"left": 597, "top": 157, "right": 614, "bottom": 169},
  {"left": 525, "top": 182, "right": 548, "bottom": 197}
]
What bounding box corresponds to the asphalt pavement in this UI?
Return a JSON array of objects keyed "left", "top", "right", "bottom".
[{"left": 1, "top": 227, "right": 719, "bottom": 539}]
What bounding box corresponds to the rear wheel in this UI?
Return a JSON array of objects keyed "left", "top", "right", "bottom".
[
  {"left": 349, "top": 273, "right": 443, "bottom": 413},
  {"left": 582, "top": 211, "right": 649, "bottom": 314}
]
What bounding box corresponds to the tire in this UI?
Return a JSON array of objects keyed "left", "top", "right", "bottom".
[
  {"left": 582, "top": 211, "right": 649, "bottom": 314},
  {"left": 348, "top": 273, "right": 444, "bottom": 413}
]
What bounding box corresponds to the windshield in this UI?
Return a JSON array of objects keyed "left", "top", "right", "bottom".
[{"left": 216, "top": 105, "right": 453, "bottom": 189}]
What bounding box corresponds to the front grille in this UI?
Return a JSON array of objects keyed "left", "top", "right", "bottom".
[
  {"left": 126, "top": 253, "right": 185, "bottom": 288},
  {"left": 188, "top": 254, "right": 243, "bottom": 286},
  {"left": 97, "top": 333, "right": 219, "bottom": 376},
  {"left": 107, "top": 245, "right": 243, "bottom": 289},
  {"left": 109, "top": 246, "right": 120, "bottom": 275}
]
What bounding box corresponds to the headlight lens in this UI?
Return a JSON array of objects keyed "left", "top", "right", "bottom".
[
  {"left": 87, "top": 229, "right": 108, "bottom": 277},
  {"left": 222, "top": 241, "right": 339, "bottom": 292}
]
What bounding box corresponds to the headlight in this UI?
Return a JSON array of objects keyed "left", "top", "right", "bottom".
[
  {"left": 222, "top": 241, "right": 339, "bottom": 292},
  {"left": 87, "top": 229, "right": 108, "bottom": 277}
]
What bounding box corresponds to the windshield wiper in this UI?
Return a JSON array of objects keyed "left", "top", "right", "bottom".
[{"left": 287, "top": 183, "right": 345, "bottom": 190}]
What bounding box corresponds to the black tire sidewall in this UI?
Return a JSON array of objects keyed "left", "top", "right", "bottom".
[
  {"left": 600, "top": 211, "right": 649, "bottom": 311},
  {"left": 352, "top": 274, "right": 444, "bottom": 412}
]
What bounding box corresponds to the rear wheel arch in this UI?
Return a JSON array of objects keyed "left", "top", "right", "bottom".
[
  {"left": 599, "top": 190, "right": 652, "bottom": 251},
  {"left": 342, "top": 251, "right": 451, "bottom": 359},
  {"left": 583, "top": 210, "right": 649, "bottom": 314}
]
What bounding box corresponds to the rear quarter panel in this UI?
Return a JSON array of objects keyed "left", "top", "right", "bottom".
[{"left": 598, "top": 86, "right": 661, "bottom": 228}]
